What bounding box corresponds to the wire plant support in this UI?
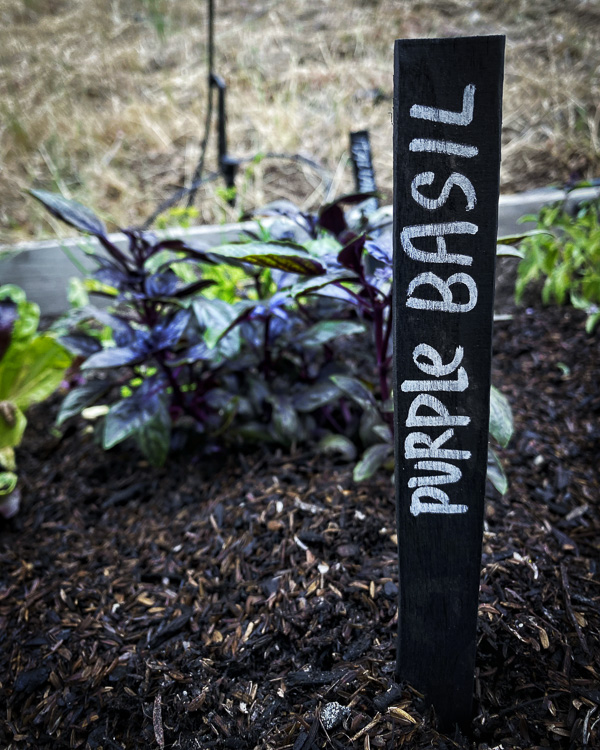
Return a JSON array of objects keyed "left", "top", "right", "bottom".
[{"left": 144, "top": 0, "right": 344, "bottom": 229}]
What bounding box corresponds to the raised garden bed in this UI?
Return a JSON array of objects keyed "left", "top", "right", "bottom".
[
  {"left": 2, "top": 186, "right": 599, "bottom": 316},
  {"left": 0, "top": 302, "right": 598, "bottom": 749}
]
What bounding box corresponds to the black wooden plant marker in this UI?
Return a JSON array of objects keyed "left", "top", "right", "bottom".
[
  {"left": 392, "top": 36, "right": 505, "bottom": 728},
  {"left": 349, "top": 130, "right": 379, "bottom": 217}
]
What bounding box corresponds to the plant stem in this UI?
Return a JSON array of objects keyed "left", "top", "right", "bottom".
[
  {"left": 381, "top": 296, "right": 393, "bottom": 428},
  {"left": 322, "top": 405, "right": 345, "bottom": 434},
  {"left": 156, "top": 352, "right": 185, "bottom": 409},
  {"left": 373, "top": 304, "right": 389, "bottom": 403},
  {"left": 332, "top": 281, "right": 363, "bottom": 305},
  {"left": 263, "top": 316, "right": 271, "bottom": 381},
  {"left": 382, "top": 292, "right": 393, "bottom": 359}
]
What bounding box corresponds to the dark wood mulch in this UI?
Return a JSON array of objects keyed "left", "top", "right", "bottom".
[{"left": 1, "top": 305, "right": 599, "bottom": 749}]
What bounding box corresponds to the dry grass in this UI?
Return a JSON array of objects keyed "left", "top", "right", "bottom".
[{"left": 0, "top": 0, "right": 599, "bottom": 243}]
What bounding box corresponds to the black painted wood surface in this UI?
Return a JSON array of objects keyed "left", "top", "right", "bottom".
[{"left": 393, "top": 36, "right": 505, "bottom": 728}]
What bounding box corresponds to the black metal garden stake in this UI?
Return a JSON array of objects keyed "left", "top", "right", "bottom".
[{"left": 392, "top": 36, "right": 505, "bottom": 729}]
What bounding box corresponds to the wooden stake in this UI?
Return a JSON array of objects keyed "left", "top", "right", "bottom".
[{"left": 393, "top": 35, "right": 505, "bottom": 729}]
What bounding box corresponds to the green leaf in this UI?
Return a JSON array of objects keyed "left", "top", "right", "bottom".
[
  {"left": 353, "top": 443, "right": 393, "bottom": 482},
  {"left": 489, "top": 385, "right": 513, "bottom": 447},
  {"left": 497, "top": 230, "right": 553, "bottom": 245},
  {"left": 318, "top": 434, "right": 357, "bottom": 461},
  {"left": 12, "top": 300, "right": 40, "bottom": 345},
  {"left": 515, "top": 247, "right": 543, "bottom": 302},
  {"left": 496, "top": 246, "right": 524, "bottom": 259},
  {"left": 585, "top": 312, "right": 600, "bottom": 333},
  {"left": 0, "top": 446, "right": 16, "bottom": 471},
  {"left": 210, "top": 242, "right": 326, "bottom": 276},
  {"left": 67, "top": 278, "right": 90, "bottom": 308},
  {"left": 0, "top": 471, "right": 17, "bottom": 496},
  {"left": 517, "top": 213, "right": 541, "bottom": 224},
  {"left": 571, "top": 291, "right": 591, "bottom": 311},
  {"left": 0, "top": 285, "right": 40, "bottom": 349},
  {"left": 0, "top": 403, "right": 27, "bottom": 451},
  {"left": 57, "top": 381, "right": 112, "bottom": 426},
  {"left": 83, "top": 278, "right": 119, "bottom": 297},
  {"left": 0, "top": 336, "right": 71, "bottom": 410},
  {"left": 487, "top": 446, "right": 508, "bottom": 494},
  {"left": 297, "top": 320, "right": 366, "bottom": 348}
]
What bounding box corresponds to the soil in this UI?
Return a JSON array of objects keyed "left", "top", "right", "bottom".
[{"left": 1, "top": 303, "right": 599, "bottom": 750}]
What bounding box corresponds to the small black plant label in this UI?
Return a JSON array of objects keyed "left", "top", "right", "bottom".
[
  {"left": 393, "top": 36, "right": 505, "bottom": 728},
  {"left": 349, "top": 130, "right": 378, "bottom": 215}
]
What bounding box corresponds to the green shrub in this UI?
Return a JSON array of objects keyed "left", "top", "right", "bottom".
[{"left": 516, "top": 197, "right": 600, "bottom": 332}]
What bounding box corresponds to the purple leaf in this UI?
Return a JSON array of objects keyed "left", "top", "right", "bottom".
[
  {"left": 330, "top": 191, "right": 379, "bottom": 205},
  {"left": 337, "top": 235, "right": 366, "bottom": 273},
  {"left": 293, "top": 380, "right": 342, "bottom": 412},
  {"left": 173, "top": 279, "right": 216, "bottom": 298},
  {"left": 0, "top": 299, "right": 18, "bottom": 361},
  {"left": 152, "top": 310, "right": 190, "bottom": 350},
  {"left": 297, "top": 320, "right": 365, "bottom": 348},
  {"left": 145, "top": 271, "right": 180, "bottom": 298},
  {"left": 330, "top": 375, "right": 378, "bottom": 414},
  {"left": 96, "top": 235, "right": 130, "bottom": 269},
  {"left": 268, "top": 394, "right": 301, "bottom": 444},
  {"left": 318, "top": 203, "right": 346, "bottom": 236},
  {"left": 364, "top": 239, "right": 392, "bottom": 265},
  {"left": 291, "top": 271, "right": 357, "bottom": 298},
  {"left": 317, "top": 193, "right": 378, "bottom": 237},
  {"left": 93, "top": 267, "right": 129, "bottom": 288},
  {"left": 29, "top": 189, "right": 107, "bottom": 237},
  {"left": 57, "top": 380, "right": 112, "bottom": 425},
  {"left": 271, "top": 269, "right": 298, "bottom": 290},
  {"left": 215, "top": 305, "right": 257, "bottom": 344},
  {"left": 59, "top": 334, "right": 102, "bottom": 357},
  {"left": 90, "top": 310, "right": 137, "bottom": 347},
  {"left": 82, "top": 345, "right": 147, "bottom": 370},
  {"left": 103, "top": 377, "right": 170, "bottom": 464},
  {"left": 313, "top": 285, "right": 360, "bottom": 306},
  {"left": 251, "top": 203, "right": 316, "bottom": 236},
  {"left": 168, "top": 342, "right": 212, "bottom": 366}
]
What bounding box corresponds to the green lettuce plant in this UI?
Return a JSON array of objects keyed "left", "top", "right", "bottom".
[{"left": 0, "top": 284, "right": 72, "bottom": 518}]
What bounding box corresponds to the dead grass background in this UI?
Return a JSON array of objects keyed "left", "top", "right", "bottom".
[{"left": 0, "top": 0, "right": 599, "bottom": 243}]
